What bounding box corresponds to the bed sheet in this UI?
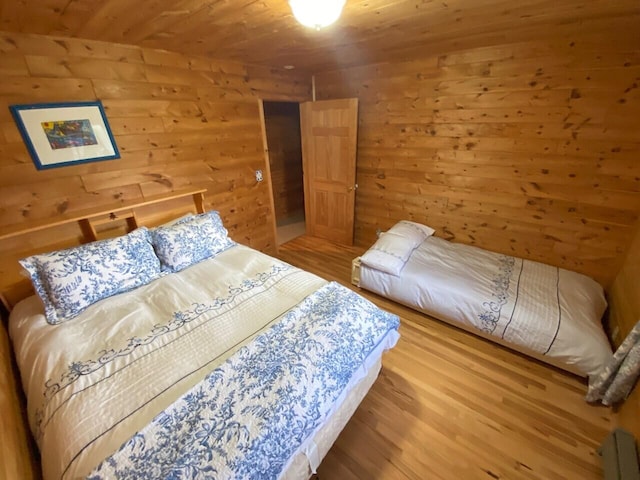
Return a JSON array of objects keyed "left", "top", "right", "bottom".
[{"left": 360, "top": 236, "right": 611, "bottom": 377}]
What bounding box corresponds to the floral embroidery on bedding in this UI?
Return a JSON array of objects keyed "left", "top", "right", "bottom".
[
  {"left": 477, "top": 255, "right": 516, "bottom": 334},
  {"left": 88, "top": 282, "right": 399, "bottom": 480},
  {"left": 34, "top": 262, "right": 293, "bottom": 441}
]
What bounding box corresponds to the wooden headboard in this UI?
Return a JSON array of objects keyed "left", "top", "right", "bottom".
[{"left": 0, "top": 188, "right": 206, "bottom": 312}]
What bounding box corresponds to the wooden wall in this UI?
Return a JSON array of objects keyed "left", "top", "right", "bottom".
[
  {"left": 608, "top": 226, "right": 640, "bottom": 438},
  {"left": 315, "top": 35, "right": 640, "bottom": 287},
  {"left": 263, "top": 101, "right": 304, "bottom": 223},
  {"left": 0, "top": 31, "right": 310, "bottom": 253}
]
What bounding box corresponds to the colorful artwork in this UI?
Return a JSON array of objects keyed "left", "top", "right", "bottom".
[
  {"left": 10, "top": 101, "right": 119, "bottom": 170},
  {"left": 41, "top": 119, "right": 98, "bottom": 150}
]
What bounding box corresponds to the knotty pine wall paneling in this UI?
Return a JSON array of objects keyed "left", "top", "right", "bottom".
[
  {"left": 315, "top": 36, "right": 640, "bottom": 286},
  {"left": 0, "top": 31, "right": 310, "bottom": 256}
]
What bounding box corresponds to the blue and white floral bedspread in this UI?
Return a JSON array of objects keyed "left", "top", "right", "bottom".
[{"left": 89, "top": 282, "right": 400, "bottom": 479}]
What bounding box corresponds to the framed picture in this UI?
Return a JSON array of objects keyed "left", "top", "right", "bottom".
[{"left": 9, "top": 100, "right": 120, "bottom": 170}]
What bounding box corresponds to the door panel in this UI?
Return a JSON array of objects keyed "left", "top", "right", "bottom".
[{"left": 300, "top": 98, "right": 358, "bottom": 245}]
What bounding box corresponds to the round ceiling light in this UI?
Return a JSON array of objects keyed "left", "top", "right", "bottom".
[{"left": 289, "top": 0, "right": 347, "bottom": 30}]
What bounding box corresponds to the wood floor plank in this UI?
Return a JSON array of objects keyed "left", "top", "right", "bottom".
[{"left": 277, "top": 235, "right": 612, "bottom": 480}]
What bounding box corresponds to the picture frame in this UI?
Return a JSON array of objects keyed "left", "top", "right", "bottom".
[{"left": 9, "top": 100, "right": 120, "bottom": 170}]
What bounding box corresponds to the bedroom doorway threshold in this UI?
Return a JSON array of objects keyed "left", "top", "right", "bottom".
[{"left": 276, "top": 211, "right": 306, "bottom": 246}]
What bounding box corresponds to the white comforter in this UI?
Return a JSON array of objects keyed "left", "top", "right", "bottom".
[
  {"left": 10, "top": 245, "right": 327, "bottom": 479},
  {"left": 360, "top": 236, "right": 612, "bottom": 377}
]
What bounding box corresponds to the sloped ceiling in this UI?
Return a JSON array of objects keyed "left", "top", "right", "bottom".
[{"left": 0, "top": 0, "right": 638, "bottom": 73}]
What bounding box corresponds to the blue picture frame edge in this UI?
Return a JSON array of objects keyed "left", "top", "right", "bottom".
[{"left": 8, "top": 100, "right": 121, "bottom": 171}]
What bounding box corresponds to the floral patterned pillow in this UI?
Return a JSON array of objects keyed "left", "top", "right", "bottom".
[
  {"left": 151, "top": 211, "right": 236, "bottom": 273},
  {"left": 20, "top": 227, "right": 162, "bottom": 325}
]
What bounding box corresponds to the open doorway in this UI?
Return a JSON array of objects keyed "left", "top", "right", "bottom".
[{"left": 262, "top": 101, "right": 306, "bottom": 246}]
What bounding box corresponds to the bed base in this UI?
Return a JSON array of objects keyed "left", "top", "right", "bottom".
[
  {"left": 0, "top": 320, "right": 38, "bottom": 479},
  {"left": 351, "top": 256, "right": 362, "bottom": 286}
]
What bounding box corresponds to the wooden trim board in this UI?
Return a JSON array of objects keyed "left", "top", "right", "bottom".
[
  {"left": 0, "top": 188, "right": 206, "bottom": 242},
  {"left": 258, "top": 99, "right": 280, "bottom": 255}
]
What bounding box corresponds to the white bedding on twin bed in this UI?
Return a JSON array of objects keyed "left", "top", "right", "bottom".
[
  {"left": 10, "top": 244, "right": 399, "bottom": 479},
  {"left": 360, "top": 235, "right": 612, "bottom": 377}
]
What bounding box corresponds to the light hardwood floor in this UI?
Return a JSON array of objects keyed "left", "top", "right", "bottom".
[{"left": 276, "top": 235, "right": 612, "bottom": 480}]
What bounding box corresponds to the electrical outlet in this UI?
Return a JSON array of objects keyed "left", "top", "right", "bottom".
[{"left": 255, "top": 170, "right": 263, "bottom": 182}]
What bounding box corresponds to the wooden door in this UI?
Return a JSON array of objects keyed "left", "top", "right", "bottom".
[{"left": 300, "top": 98, "right": 358, "bottom": 245}]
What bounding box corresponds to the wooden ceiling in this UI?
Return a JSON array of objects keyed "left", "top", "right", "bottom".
[{"left": 0, "top": 0, "right": 638, "bottom": 73}]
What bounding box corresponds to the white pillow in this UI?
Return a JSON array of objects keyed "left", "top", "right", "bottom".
[
  {"left": 386, "top": 220, "right": 435, "bottom": 248},
  {"left": 361, "top": 232, "right": 417, "bottom": 276}
]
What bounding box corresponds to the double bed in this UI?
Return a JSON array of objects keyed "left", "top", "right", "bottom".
[
  {"left": 353, "top": 220, "right": 612, "bottom": 378},
  {"left": 1, "top": 192, "right": 400, "bottom": 480}
]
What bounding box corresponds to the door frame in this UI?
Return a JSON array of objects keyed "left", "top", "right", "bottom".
[
  {"left": 259, "top": 98, "right": 308, "bottom": 253},
  {"left": 257, "top": 99, "right": 280, "bottom": 254}
]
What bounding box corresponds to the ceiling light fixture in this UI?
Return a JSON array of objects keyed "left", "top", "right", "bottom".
[{"left": 289, "top": 0, "right": 346, "bottom": 30}]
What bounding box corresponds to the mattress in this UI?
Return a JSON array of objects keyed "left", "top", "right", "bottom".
[
  {"left": 10, "top": 244, "right": 399, "bottom": 479},
  {"left": 359, "top": 235, "right": 611, "bottom": 377}
]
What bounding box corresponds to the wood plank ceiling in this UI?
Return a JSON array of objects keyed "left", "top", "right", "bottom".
[{"left": 0, "top": 0, "right": 638, "bottom": 73}]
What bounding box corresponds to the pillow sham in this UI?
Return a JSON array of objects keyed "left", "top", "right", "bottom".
[
  {"left": 360, "top": 231, "right": 418, "bottom": 276},
  {"left": 20, "top": 227, "right": 161, "bottom": 325},
  {"left": 151, "top": 210, "right": 236, "bottom": 273},
  {"left": 386, "top": 220, "right": 435, "bottom": 248}
]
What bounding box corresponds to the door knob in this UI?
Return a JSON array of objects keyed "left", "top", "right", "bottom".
[{"left": 347, "top": 184, "right": 358, "bottom": 192}]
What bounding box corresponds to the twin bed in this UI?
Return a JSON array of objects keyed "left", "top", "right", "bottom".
[
  {"left": 1, "top": 194, "right": 400, "bottom": 480},
  {"left": 354, "top": 220, "right": 612, "bottom": 378}
]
